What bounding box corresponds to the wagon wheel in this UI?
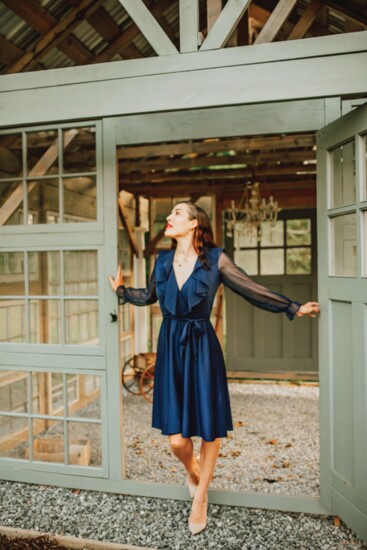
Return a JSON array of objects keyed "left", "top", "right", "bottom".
[
  {"left": 122, "top": 355, "right": 145, "bottom": 395},
  {"left": 139, "top": 363, "right": 155, "bottom": 403}
]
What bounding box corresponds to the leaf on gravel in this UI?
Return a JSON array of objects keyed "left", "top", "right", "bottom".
[
  {"left": 230, "top": 451, "right": 241, "bottom": 457},
  {"left": 267, "top": 439, "right": 278, "bottom": 445},
  {"left": 226, "top": 434, "right": 233, "bottom": 439},
  {"left": 282, "top": 461, "right": 291, "bottom": 468},
  {"left": 284, "top": 443, "right": 292, "bottom": 448},
  {"left": 219, "top": 452, "right": 227, "bottom": 457},
  {"left": 234, "top": 421, "right": 244, "bottom": 427},
  {"left": 170, "top": 467, "right": 177, "bottom": 473}
]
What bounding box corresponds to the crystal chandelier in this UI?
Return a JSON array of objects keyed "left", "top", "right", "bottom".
[{"left": 225, "top": 181, "right": 281, "bottom": 242}]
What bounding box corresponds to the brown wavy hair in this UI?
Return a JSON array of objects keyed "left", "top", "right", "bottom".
[{"left": 169, "top": 201, "right": 217, "bottom": 269}]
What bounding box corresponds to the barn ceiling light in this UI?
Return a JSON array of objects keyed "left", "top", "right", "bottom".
[{"left": 225, "top": 181, "right": 281, "bottom": 242}]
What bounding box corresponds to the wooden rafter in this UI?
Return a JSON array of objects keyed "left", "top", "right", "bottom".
[
  {"left": 6, "top": 0, "right": 104, "bottom": 74},
  {"left": 180, "top": 0, "right": 199, "bottom": 53},
  {"left": 117, "top": 134, "right": 316, "bottom": 159},
  {"left": 123, "top": 181, "right": 316, "bottom": 200},
  {"left": 118, "top": 197, "right": 139, "bottom": 257},
  {"left": 201, "top": 0, "right": 252, "bottom": 51},
  {"left": 288, "top": 0, "right": 323, "bottom": 40},
  {"left": 121, "top": 165, "right": 316, "bottom": 185},
  {"left": 116, "top": 0, "right": 178, "bottom": 56},
  {"left": 254, "top": 0, "right": 298, "bottom": 44},
  {"left": 120, "top": 150, "right": 316, "bottom": 172},
  {"left": 1, "top": 0, "right": 92, "bottom": 65},
  {"left": 91, "top": 0, "right": 173, "bottom": 65},
  {"left": 0, "top": 130, "right": 78, "bottom": 226}
]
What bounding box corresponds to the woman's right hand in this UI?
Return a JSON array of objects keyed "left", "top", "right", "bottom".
[{"left": 108, "top": 264, "right": 124, "bottom": 291}]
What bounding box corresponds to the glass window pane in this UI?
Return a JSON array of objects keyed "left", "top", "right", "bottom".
[
  {"left": 29, "top": 252, "right": 61, "bottom": 296},
  {"left": 0, "top": 252, "right": 25, "bottom": 296},
  {"left": 286, "top": 248, "right": 312, "bottom": 274},
  {"left": 64, "top": 250, "right": 98, "bottom": 296},
  {"left": 0, "top": 181, "right": 24, "bottom": 225},
  {"left": 286, "top": 219, "right": 311, "bottom": 246},
  {"left": 63, "top": 176, "right": 96, "bottom": 222},
  {"left": 30, "top": 299, "right": 61, "bottom": 344},
  {"left": 62, "top": 127, "right": 96, "bottom": 174},
  {"left": 331, "top": 213, "right": 357, "bottom": 276},
  {"left": 65, "top": 300, "right": 99, "bottom": 345},
  {"left": 330, "top": 141, "right": 356, "bottom": 208},
  {"left": 68, "top": 421, "right": 101, "bottom": 467},
  {"left": 0, "top": 133, "right": 23, "bottom": 179},
  {"left": 234, "top": 249, "right": 258, "bottom": 275},
  {"left": 31, "top": 372, "right": 64, "bottom": 417},
  {"left": 31, "top": 419, "right": 64, "bottom": 463},
  {"left": 234, "top": 227, "right": 258, "bottom": 248},
  {"left": 260, "top": 220, "right": 284, "bottom": 247},
  {"left": 0, "top": 371, "right": 28, "bottom": 413},
  {"left": 27, "top": 130, "right": 59, "bottom": 176},
  {"left": 27, "top": 179, "right": 59, "bottom": 225},
  {"left": 0, "top": 415, "right": 29, "bottom": 460},
  {"left": 67, "top": 374, "right": 101, "bottom": 419},
  {"left": 260, "top": 249, "right": 284, "bottom": 275},
  {"left": 0, "top": 300, "right": 26, "bottom": 343}
]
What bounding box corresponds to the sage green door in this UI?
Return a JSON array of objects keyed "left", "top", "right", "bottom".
[
  {"left": 317, "top": 102, "right": 367, "bottom": 542},
  {"left": 0, "top": 120, "right": 120, "bottom": 481}
]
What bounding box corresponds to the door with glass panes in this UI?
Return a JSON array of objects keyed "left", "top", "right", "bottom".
[
  {"left": 225, "top": 210, "right": 318, "bottom": 376},
  {"left": 0, "top": 122, "right": 112, "bottom": 478},
  {"left": 317, "top": 102, "right": 367, "bottom": 540}
]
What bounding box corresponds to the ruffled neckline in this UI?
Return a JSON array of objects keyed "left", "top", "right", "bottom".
[{"left": 155, "top": 247, "right": 222, "bottom": 316}]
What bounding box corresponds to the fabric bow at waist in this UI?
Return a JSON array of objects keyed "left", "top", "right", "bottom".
[{"left": 163, "top": 316, "right": 208, "bottom": 359}]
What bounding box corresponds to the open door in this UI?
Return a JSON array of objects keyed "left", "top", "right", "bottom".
[{"left": 317, "top": 102, "right": 367, "bottom": 542}]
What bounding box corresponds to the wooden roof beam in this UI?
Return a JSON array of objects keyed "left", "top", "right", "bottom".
[
  {"left": 180, "top": 0, "right": 199, "bottom": 53},
  {"left": 254, "top": 0, "right": 298, "bottom": 44},
  {"left": 117, "top": 135, "right": 316, "bottom": 159},
  {"left": 6, "top": 0, "right": 104, "bottom": 74},
  {"left": 121, "top": 165, "right": 316, "bottom": 185},
  {"left": 120, "top": 150, "right": 316, "bottom": 172},
  {"left": 2, "top": 0, "right": 94, "bottom": 66},
  {"left": 117, "top": 0, "right": 178, "bottom": 55},
  {"left": 201, "top": 0, "right": 252, "bottom": 51},
  {"left": 118, "top": 197, "right": 139, "bottom": 257},
  {"left": 288, "top": 0, "right": 323, "bottom": 40},
  {"left": 91, "top": 0, "right": 173, "bottom": 64}
]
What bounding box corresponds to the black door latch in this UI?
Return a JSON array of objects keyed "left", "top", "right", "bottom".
[{"left": 110, "top": 311, "right": 117, "bottom": 323}]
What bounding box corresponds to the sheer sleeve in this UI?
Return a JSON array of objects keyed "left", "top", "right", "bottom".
[
  {"left": 219, "top": 251, "right": 301, "bottom": 320},
  {"left": 116, "top": 254, "right": 158, "bottom": 307}
]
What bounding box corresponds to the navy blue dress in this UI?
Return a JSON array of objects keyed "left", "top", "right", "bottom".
[{"left": 116, "top": 247, "right": 301, "bottom": 442}]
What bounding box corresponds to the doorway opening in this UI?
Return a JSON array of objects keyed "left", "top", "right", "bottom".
[{"left": 116, "top": 129, "right": 320, "bottom": 499}]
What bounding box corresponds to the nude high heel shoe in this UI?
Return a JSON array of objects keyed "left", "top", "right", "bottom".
[
  {"left": 186, "top": 454, "right": 201, "bottom": 498},
  {"left": 188, "top": 493, "right": 207, "bottom": 535}
]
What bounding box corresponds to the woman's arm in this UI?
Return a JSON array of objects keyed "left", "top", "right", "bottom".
[
  {"left": 108, "top": 254, "right": 158, "bottom": 306},
  {"left": 219, "top": 250, "right": 319, "bottom": 320}
]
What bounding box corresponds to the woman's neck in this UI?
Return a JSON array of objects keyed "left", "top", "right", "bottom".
[{"left": 174, "top": 237, "right": 197, "bottom": 259}]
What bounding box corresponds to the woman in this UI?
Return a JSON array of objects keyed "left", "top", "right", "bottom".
[{"left": 108, "top": 201, "right": 320, "bottom": 535}]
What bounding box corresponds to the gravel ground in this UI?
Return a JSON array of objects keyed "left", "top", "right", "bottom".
[
  {"left": 124, "top": 382, "right": 320, "bottom": 497},
  {"left": 0, "top": 481, "right": 366, "bottom": 549}
]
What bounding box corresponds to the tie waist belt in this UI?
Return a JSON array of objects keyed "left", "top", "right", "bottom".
[{"left": 162, "top": 316, "right": 209, "bottom": 358}]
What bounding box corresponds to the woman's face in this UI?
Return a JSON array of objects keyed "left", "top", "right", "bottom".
[{"left": 165, "top": 203, "right": 197, "bottom": 239}]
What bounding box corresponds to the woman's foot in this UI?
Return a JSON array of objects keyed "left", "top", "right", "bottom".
[
  {"left": 188, "top": 491, "right": 208, "bottom": 534},
  {"left": 186, "top": 454, "right": 200, "bottom": 497}
]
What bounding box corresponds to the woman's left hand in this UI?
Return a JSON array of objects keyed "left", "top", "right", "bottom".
[{"left": 296, "top": 302, "right": 320, "bottom": 318}]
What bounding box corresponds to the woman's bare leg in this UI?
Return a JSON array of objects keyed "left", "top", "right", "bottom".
[
  {"left": 168, "top": 434, "right": 200, "bottom": 484},
  {"left": 189, "top": 437, "right": 221, "bottom": 524}
]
